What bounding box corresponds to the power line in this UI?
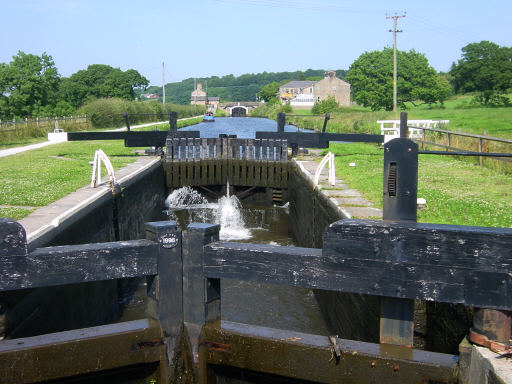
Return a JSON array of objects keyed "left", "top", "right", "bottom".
[
  {"left": 162, "top": 62, "right": 165, "bottom": 105},
  {"left": 387, "top": 12, "right": 406, "bottom": 112},
  {"left": 211, "top": 0, "right": 386, "bottom": 15}
]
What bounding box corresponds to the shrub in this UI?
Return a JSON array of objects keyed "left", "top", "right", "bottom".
[
  {"left": 311, "top": 96, "right": 340, "bottom": 114},
  {"left": 78, "top": 98, "right": 205, "bottom": 128}
]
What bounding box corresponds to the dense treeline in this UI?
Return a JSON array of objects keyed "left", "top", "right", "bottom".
[
  {"left": 144, "top": 69, "right": 348, "bottom": 104},
  {"left": 0, "top": 52, "right": 150, "bottom": 120}
]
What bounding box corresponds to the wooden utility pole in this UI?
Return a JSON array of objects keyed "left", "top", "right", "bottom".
[
  {"left": 387, "top": 13, "right": 406, "bottom": 112},
  {"left": 162, "top": 62, "right": 166, "bottom": 105}
]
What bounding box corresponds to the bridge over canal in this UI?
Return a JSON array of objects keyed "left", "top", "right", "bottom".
[{"left": 218, "top": 102, "right": 263, "bottom": 117}]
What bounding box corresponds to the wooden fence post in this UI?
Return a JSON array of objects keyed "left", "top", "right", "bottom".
[
  {"left": 182, "top": 223, "right": 220, "bottom": 371},
  {"left": 145, "top": 221, "right": 183, "bottom": 374}
]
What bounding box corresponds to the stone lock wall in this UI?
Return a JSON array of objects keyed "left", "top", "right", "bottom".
[{"left": 0, "top": 160, "right": 167, "bottom": 339}]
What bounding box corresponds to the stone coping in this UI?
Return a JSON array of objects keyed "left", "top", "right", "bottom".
[
  {"left": 20, "top": 156, "right": 160, "bottom": 248},
  {"left": 294, "top": 154, "right": 382, "bottom": 220}
]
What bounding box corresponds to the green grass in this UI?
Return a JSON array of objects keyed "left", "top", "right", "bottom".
[
  {"left": 327, "top": 142, "right": 512, "bottom": 228},
  {"left": 0, "top": 140, "right": 142, "bottom": 220},
  {"left": 285, "top": 94, "right": 512, "bottom": 139}
]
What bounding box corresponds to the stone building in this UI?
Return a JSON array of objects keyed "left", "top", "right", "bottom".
[
  {"left": 278, "top": 71, "right": 350, "bottom": 108},
  {"left": 190, "top": 83, "right": 220, "bottom": 109},
  {"left": 313, "top": 70, "right": 350, "bottom": 105}
]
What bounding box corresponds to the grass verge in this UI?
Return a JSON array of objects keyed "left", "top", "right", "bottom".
[
  {"left": 0, "top": 140, "right": 143, "bottom": 220},
  {"left": 328, "top": 142, "right": 512, "bottom": 228}
]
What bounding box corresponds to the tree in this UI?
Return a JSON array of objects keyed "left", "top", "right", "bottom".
[
  {"left": 257, "top": 82, "right": 280, "bottom": 103},
  {"left": 450, "top": 41, "right": 512, "bottom": 105},
  {"left": 346, "top": 48, "right": 448, "bottom": 111},
  {"left": 60, "top": 64, "right": 148, "bottom": 108},
  {"left": 0, "top": 51, "right": 60, "bottom": 118}
]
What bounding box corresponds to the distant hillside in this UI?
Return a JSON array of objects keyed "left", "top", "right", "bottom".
[{"left": 142, "top": 69, "right": 347, "bottom": 104}]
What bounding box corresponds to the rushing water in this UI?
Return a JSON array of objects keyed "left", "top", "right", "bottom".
[{"left": 120, "top": 117, "right": 328, "bottom": 336}]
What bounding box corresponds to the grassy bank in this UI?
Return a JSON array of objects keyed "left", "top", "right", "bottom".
[
  {"left": 327, "top": 142, "right": 512, "bottom": 228},
  {"left": 252, "top": 95, "right": 512, "bottom": 138},
  {"left": 0, "top": 141, "right": 142, "bottom": 220}
]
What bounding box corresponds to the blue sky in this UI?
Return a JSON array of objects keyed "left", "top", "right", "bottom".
[{"left": 1, "top": 0, "right": 511, "bottom": 87}]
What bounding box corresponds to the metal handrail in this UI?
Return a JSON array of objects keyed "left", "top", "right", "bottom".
[{"left": 410, "top": 125, "right": 512, "bottom": 145}]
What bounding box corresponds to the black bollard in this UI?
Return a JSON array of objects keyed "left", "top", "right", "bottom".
[
  {"left": 169, "top": 111, "right": 178, "bottom": 137},
  {"left": 322, "top": 113, "right": 330, "bottom": 133},
  {"left": 122, "top": 111, "right": 130, "bottom": 132},
  {"left": 277, "top": 112, "right": 286, "bottom": 133},
  {"left": 400, "top": 111, "right": 408, "bottom": 138}
]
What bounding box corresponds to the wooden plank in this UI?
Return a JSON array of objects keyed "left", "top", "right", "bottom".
[
  {"left": 0, "top": 240, "right": 158, "bottom": 291},
  {"left": 199, "top": 321, "right": 458, "bottom": 384},
  {"left": 255, "top": 131, "right": 383, "bottom": 147},
  {"left": 172, "top": 138, "right": 179, "bottom": 161},
  {"left": 262, "top": 139, "right": 269, "bottom": 186},
  {"left": 145, "top": 222, "right": 182, "bottom": 366},
  {"left": 380, "top": 298, "right": 414, "bottom": 347},
  {"left": 173, "top": 163, "right": 181, "bottom": 187},
  {"left": 274, "top": 140, "right": 281, "bottom": 162},
  {"left": 182, "top": 224, "right": 220, "bottom": 325},
  {"left": 221, "top": 159, "right": 228, "bottom": 185},
  {"left": 281, "top": 139, "right": 288, "bottom": 162},
  {"left": 324, "top": 219, "right": 512, "bottom": 269},
  {"left": 0, "top": 319, "right": 164, "bottom": 383},
  {"left": 247, "top": 139, "right": 254, "bottom": 161},
  {"left": 187, "top": 138, "right": 194, "bottom": 161},
  {"left": 247, "top": 161, "right": 254, "bottom": 186},
  {"left": 275, "top": 163, "right": 282, "bottom": 188},
  {"left": 180, "top": 161, "right": 188, "bottom": 186},
  {"left": 178, "top": 138, "right": 187, "bottom": 161},
  {"left": 194, "top": 138, "right": 201, "bottom": 161},
  {"left": 253, "top": 139, "right": 261, "bottom": 161},
  {"left": 203, "top": 231, "right": 512, "bottom": 310}
]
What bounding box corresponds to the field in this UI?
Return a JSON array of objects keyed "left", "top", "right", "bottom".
[
  {"left": 285, "top": 96, "right": 512, "bottom": 139},
  {"left": 326, "top": 143, "right": 512, "bottom": 228}
]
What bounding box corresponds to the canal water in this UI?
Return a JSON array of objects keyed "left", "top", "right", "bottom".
[
  {"left": 180, "top": 116, "right": 311, "bottom": 138},
  {"left": 120, "top": 117, "right": 329, "bottom": 336}
]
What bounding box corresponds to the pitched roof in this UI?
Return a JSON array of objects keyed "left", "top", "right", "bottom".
[{"left": 280, "top": 80, "right": 317, "bottom": 89}]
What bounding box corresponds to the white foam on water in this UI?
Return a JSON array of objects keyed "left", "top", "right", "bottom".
[{"left": 165, "top": 186, "right": 251, "bottom": 241}]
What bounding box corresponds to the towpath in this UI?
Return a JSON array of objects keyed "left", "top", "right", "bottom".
[
  {"left": 295, "top": 149, "right": 382, "bottom": 220},
  {"left": 0, "top": 116, "right": 202, "bottom": 158}
]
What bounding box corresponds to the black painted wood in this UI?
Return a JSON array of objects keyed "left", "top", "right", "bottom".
[
  {"left": 145, "top": 221, "right": 182, "bottom": 365},
  {"left": 0, "top": 240, "right": 158, "bottom": 291},
  {"left": 203, "top": 218, "right": 512, "bottom": 310},
  {"left": 183, "top": 223, "right": 220, "bottom": 326},
  {"left": 0, "top": 218, "right": 27, "bottom": 257},
  {"left": 324, "top": 219, "right": 512, "bottom": 269},
  {"left": 68, "top": 130, "right": 199, "bottom": 148},
  {"left": 0, "top": 318, "right": 164, "bottom": 383},
  {"left": 255, "top": 132, "right": 383, "bottom": 148}
]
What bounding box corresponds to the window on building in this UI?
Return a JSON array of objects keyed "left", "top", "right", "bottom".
[{"left": 333, "top": 86, "right": 337, "bottom": 91}]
